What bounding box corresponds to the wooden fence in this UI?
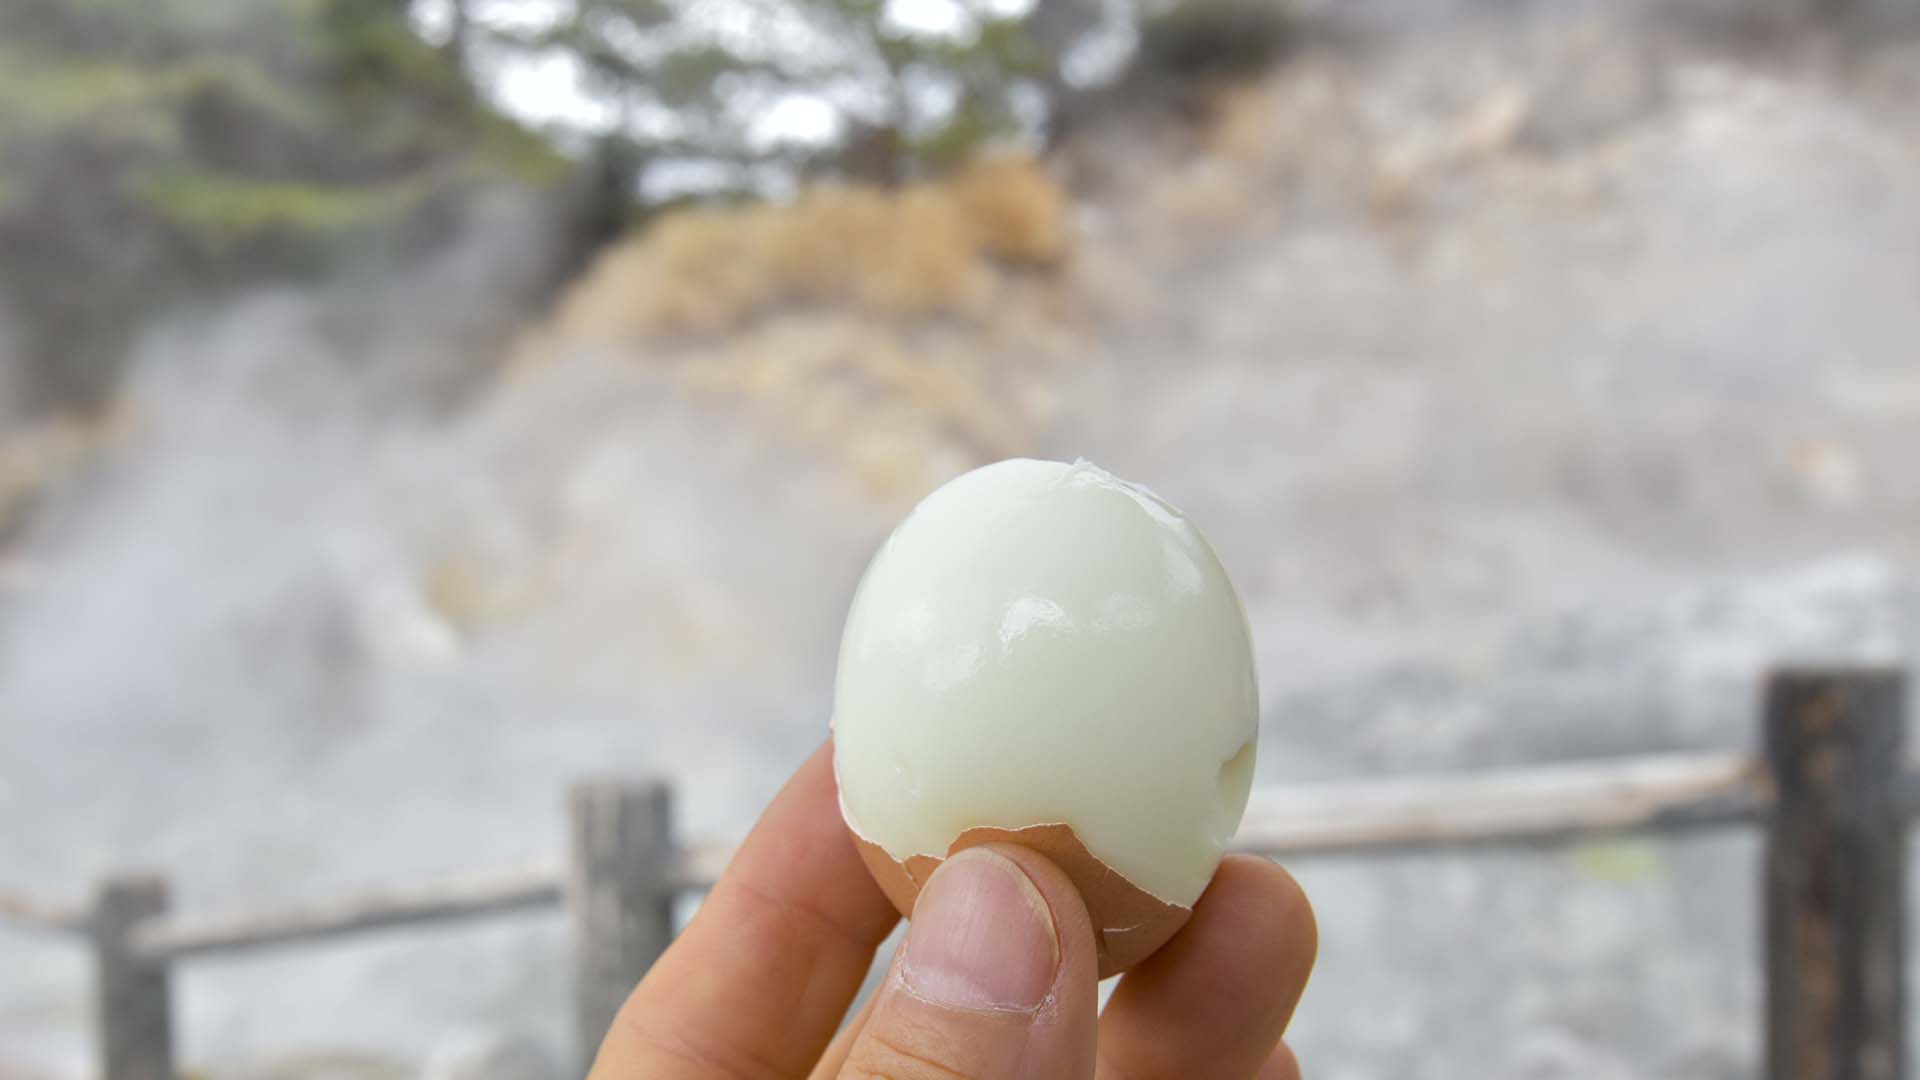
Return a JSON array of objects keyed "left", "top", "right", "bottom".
[{"left": 0, "top": 667, "right": 1909, "bottom": 1078}]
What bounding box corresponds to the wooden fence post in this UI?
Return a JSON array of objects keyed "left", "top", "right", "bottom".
[
  {"left": 92, "top": 874, "right": 175, "bottom": 1080},
  {"left": 568, "top": 778, "right": 675, "bottom": 1071},
  {"left": 1765, "top": 668, "right": 1907, "bottom": 1080}
]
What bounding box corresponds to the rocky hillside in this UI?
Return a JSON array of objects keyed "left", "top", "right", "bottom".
[{"left": 3, "top": 3, "right": 1920, "bottom": 1077}]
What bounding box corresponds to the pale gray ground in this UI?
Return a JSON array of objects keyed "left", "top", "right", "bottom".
[{"left": 4, "top": 6, "right": 1920, "bottom": 1078}]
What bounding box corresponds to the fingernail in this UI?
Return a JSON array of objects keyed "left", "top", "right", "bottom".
[{"left": 901, "top": 847, "right": 1059, "bottom": 1011}]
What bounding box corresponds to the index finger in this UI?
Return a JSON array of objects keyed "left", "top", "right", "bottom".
[
  {"left": 589, "top": 742, "right": 900, "bottom": 1080},
  {"left": 1095, "top": 855, "right": 1317, "bottom": 1079}
]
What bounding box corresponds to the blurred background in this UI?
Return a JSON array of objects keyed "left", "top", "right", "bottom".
[{"left": 2, "top": 0, "right": 1919, "bottom": 1075}]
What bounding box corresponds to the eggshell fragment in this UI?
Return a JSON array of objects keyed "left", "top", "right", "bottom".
[
  {"left": 849, "top": 825, "right": 1188, "bottom": 977},
  {"left": 833, "top": 458, "right": 1258, "bottom": 977}
]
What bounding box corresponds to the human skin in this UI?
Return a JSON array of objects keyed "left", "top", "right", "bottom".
[{"left": 585, "top": 743, "right": 1317, "bottom": 1080}]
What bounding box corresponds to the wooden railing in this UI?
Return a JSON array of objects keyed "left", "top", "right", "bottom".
[{"left": 0, "top": 667, "right": 1908, "bottom": 1079}]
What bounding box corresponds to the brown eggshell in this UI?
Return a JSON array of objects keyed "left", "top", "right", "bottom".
[{"left": 851, "top": 823, "right": 1192, "bottom": 978}]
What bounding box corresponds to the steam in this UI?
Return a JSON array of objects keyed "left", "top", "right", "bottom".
[{"left": 4, "top": 2, "right": 1920, "bottom": 1076}]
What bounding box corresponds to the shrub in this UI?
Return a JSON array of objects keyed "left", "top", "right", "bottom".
[{"left": 531, "top": 154, "right": 1071, "bottom": 344}]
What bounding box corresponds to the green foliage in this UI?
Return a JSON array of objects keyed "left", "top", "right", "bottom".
[
  {"left": 0, "top": 47, "right": 334, "bottom": 153},
  {"left": 911, "top": 96, "right": 1014, "bottom": 170},
  {"left": 487, "top": 0, "right": 1079, "bottom": 192},
  {"left": 0, "top": 0, "right": 566, "bottom": 411},
  {"left": 0, "top": 52, "right": 161, "bottom": 132},
  {"left": 133, "top": 167, "right": 432, "bottom": 241},
  {"left": 0, "top": 0, "right": 1292, "bottom": 412}
]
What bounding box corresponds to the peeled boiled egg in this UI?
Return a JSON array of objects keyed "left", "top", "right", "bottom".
[{"left": 832, "top": 458, "right": 1258, "bottom": 976}]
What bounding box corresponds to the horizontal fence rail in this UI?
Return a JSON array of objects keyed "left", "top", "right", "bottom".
[
  {"left": 2, "top": 753, "right": 1812, "bottom": 966},
  {"left": 1236, "top": 750, "right": 1774, "bottom": 856},
  {"left": 0, "top": 668, "right": 1908, "bottom": 1080},
  {"left": 0, "top": 888, "right": 85, "bottom": 934},
  {"left": 133, "top": 861, "right": 567, "bottom": 962},
  {"left": 116, "top": 842, "right": 740, "bottom": 963}
]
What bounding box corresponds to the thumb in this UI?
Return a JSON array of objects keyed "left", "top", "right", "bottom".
[{"left": 832, "top": 844, "right": 1099, "bottom": 1080}]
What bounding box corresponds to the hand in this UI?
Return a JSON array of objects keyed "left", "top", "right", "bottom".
[{"left": 587, "top": 743, "right": 1317, "bottom": 1079}]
